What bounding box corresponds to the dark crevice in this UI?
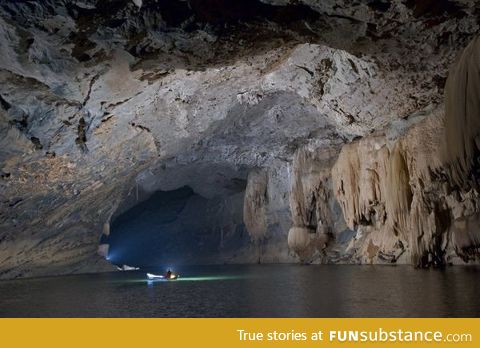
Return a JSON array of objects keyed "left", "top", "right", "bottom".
[
  {"left": 188, "top": 0, "right": 320, "bottom": 25},
  {"left": 75, "top": 117, "right": 88, "bottom": 152},
  {"left": 130, "top": 122, "right": 151, "bottom": 132},
  {"left": 99, "top": 114, "right": 114, "bottom": 124},
  {"left": 105, "top": 97, "right": 133, "bottom": 111},
  {"left": 9, "top": 114, "right": 28, "bottom": 132},
  {"left": 70, "top": 33, "right": 96, "bottom": 62},
  {"left": 30, "top": 136, "right": 43, "bottom": 150},
  {"left": 0, "top": 94, "right": 11, "bottom": 110},
  {"left": 347, "top": 58, "right": 359, "bottom": 74},
  {"left": 82, "top": 74, "right": 100, "bottom": 107},
  {"left": 406, "top": 0, "right": 464, "bottom": 18},
  {"left": 324, "top": 13, "right": 364, "bottom": 24},
  {"left": 295, "top": 65, "right": 314, "bottom": 78},
  {"left": 8, "top": 197, "right": 23, "bottom": 208},
  {"left": 368, "top": 0, "right": 391, "bottom": 13}
]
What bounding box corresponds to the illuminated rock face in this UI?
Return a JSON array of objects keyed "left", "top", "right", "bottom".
[
  {"left": 0, "top": 0, "right": 479, "bottom": 278},
  {"left": 290, "top": 36, "right": 480, "bottom": 267},
  {"left": 331, "top": 110, "right": 451, "bottom": 266}
]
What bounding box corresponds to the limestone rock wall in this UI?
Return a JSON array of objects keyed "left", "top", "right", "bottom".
[
  {"left": 330, "top": 33, "right": 480, "bottom": 266},
  {"left": 286, "top": 36, "right": 480, "bottom": 266},
  {"left": 242, "top": 164, "right": 296, "bottom": 263}
]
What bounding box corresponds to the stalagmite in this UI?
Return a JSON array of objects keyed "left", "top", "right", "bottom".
[{"left": 287, "top": 227, "right": 327, "bottom": 262}]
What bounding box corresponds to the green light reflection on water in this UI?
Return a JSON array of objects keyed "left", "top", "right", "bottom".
[
  {"left": 118, "top": 275, "right": 245, "bottom": 284},
  {"left": 176, "top": 276, "right": 242, "bottom": 282}
]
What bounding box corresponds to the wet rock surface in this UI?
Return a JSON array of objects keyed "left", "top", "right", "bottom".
[{"left": 0, "top": 0, "right": 479, "bottom": 278}]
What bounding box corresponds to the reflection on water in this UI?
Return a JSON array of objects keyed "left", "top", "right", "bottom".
[{"left": 0, "top": 265, "right": 479, "bottom": 317}]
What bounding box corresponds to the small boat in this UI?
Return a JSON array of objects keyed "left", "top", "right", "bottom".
[
  {"left": 146, "top": 272, "right": 179, "bottom": 280},
  {"left": 117, "top": 264, "right": 140, "bottom": 271}
]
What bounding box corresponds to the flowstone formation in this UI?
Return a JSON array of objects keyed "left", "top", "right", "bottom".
[
  {"left": 306, "top": 37, "right": 480, "bottom": 267},
  {"left": 0, "top": 0, "right": 479, "bottom": 278}
]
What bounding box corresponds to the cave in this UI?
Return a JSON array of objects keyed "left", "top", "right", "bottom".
[
  {"left": 105, "top": 185, "right": 249, "bottom": 268},
  {"left": 0, "top": 0, "right": 479, "bottom": 317}
]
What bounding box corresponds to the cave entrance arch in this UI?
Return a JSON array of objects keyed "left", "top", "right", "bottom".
[{"left": 104, "top": 185, "right": 248, "bottom": 268}]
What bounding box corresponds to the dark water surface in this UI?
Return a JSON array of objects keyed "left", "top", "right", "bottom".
[{"left": 0, "top": 265, "right": 479, "bottom": 317}]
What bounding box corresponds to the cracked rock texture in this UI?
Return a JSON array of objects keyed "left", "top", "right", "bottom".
[{"left": 0, "top": 0, "right": 479, "bottom": 278}]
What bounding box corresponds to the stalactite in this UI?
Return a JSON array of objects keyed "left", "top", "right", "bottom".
[
  {"left": 287, "top": 147, "right": 337, "bottom": 261},
  {"left": 385, "top": 144, "right": 412, "bottom": 237},
  {"left": 332, "top": 136, "right": 389, "bottom": 231},
  {"left": 331, "top": 38, "right": 480, "bottom": 266},
  {"left": 332, "top": 112, "right": 461, "bottom": 266},
  {"left": 444, "top": 36, "right": 480, "bottom": 189}
]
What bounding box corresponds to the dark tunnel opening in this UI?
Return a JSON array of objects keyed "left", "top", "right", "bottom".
[{"left": 105, "top": 185, "right": 249, "bottom": 268}]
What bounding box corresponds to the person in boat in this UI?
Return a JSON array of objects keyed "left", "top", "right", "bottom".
[{"left": 165, "top": 269, "right": 172, "bottom": 279}]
